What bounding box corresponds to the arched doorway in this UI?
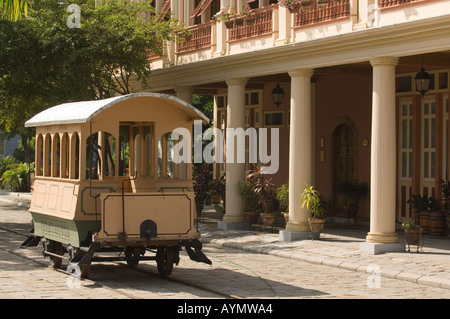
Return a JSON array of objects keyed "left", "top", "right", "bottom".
[{"left": 332, "top": 119, "right": 357, "bottom": 217}]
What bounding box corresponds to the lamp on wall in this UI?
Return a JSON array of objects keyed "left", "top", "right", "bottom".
[
  {"left": 415, "top": 56, "right": 431, "bottom": 96},
  {"left": 271, "top": 83, "right": 285, "bottom": 107}
]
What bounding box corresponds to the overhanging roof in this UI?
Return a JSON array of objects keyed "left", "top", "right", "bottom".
[{"left": 25, "top": 92, "right": 209, "bottom": 127}]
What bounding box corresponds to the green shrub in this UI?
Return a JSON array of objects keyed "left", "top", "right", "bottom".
[{"left": 2, "top": 162, "right": 34, "bottom": 192}]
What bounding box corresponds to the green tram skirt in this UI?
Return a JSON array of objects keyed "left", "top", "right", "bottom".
[{"left": 31, "top": 213, "right": 100, "bottom": 247}]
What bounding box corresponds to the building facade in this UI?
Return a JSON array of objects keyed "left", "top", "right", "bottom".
[{"left": 137, "top": 0, "right": 450, "bottom": 253}]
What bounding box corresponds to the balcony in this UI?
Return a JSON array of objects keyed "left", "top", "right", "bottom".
[
  {"left": 293, "top": 0, "right": 351, "bottom": 27},
  {"left": 379, "top": 0, "right": 425, "bottom": 8},
  {"left": 146, "top": 0, "right": 446, "bottom": 68},
  {"left": 229, "top": 6, "right": 274, "bottom": 42},
  {"left": 176, "top": 22, "right": 212, "bottom": 54}
]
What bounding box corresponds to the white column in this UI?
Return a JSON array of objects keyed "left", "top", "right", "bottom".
[
  {"left": 218, "top": 78, "right": 248, "bottom": 230},
  {"left": 175, "top": 86, "right": 193, "bottom": 104},
  {"left": 274, "top": 6, "right": 291, "bottom": 46},
  {"left": 360, "top": 56, "right": 404, "bottom": 254},
  {"left": 280, "top": 69, "right": 314, "bottom": 241}
]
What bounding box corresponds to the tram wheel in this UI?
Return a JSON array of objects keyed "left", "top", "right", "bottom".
[
  {"left": 156, "top": 246, "right": 175, "bottom": 276},
  {"left": 125, "top": 247, "right": 141, "bottom": 268},
  {"left": 46, "top": 240, "right": 64, "bottom": 269}
]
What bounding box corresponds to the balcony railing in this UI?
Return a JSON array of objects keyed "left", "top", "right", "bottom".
[
  {"left": 294, "top": 0, "right": 350, "bottom": 27},
  {"left": 176, "top": 22, "right": 212, "bottom": 54},
  {"left": 379, "top": 0, "right": 423, "bottom": 8},
  {"left": 229, "top": 6, "right": 273, "bottom": 42}
]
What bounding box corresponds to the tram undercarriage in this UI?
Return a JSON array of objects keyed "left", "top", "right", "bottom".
[{"left": 21, "top": 233, "right": 211, "bottom": 278}]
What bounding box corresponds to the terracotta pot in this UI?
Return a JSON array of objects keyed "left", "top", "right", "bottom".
[
  {"left": 404, "top": 227, "right": 422, "bottom": 252},
  {"left": 261, "top": 212, "right": 277, "bottom": 227},
  {"left": 308, "top": 218, "right": 325, "bottom": 239},
  {"left": 224, "top": 20, "right": 234, "bottom": 29},
  {"left": 244, "top": 211, "right": 259, "bottom": 225}
]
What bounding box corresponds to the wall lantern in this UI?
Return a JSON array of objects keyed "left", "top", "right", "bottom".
[
  {"left": 271, "top": 83, "right": 285, "bottom": 107},
  {"left": 415, "top": 67, "right": 431, "bottom": 96}
]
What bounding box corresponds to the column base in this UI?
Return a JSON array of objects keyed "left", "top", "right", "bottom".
[
  {"left": 359, "top": 242, "right": 405, "bottom": 255},
  {"left": 285, "top": 221, "right": 310, "bottom": 232},
  {"left": 365, "top": 232, "right": 399, "bottom": 243},
  {"left": 279, "top": 230, "right": 309, "bottom": 242},
  {"left": 217, "top": 221, "right": 249, "bottom": 231}
]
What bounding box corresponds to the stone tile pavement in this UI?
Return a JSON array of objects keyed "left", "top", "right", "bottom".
[
  {"left": 1, "top": 193, "right": 450, "bottom": 292},
  {"left": 198, "top": 213, "right": 450, "bottom": 291}
]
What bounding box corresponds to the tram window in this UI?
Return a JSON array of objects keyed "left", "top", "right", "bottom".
[
  {"left": 71, "top": 133, "right": 80, "bottom": 180},
  {"left": 36, "top": 134, "right": 43, "bottom": 176},
  {"left": 104, "top": 133, "right": 116, "bottom": 177},
  {"left": 44, "top": 134, "right": 51, "bottom": 177},
  {"left": 61, "top": 133, "right": 69, "bottom": 178},
  {"left": 157, "top": 136, "right": 162, "bottom": 177},
  {"left": 157, "top": 133, "right": 175, "bottom": 179},
  {"left": 52, "top": 134, "right": 60, "bottom": 177},
  {"left": 86, "top": 132, "right": 101, "bottom": 180},
  {"left": 133, "top": 127, "right": 141, "bottom": 177},
  {"left": 119, "top": 125, "right": 130, "bottom": 176},
  {"left": 167, "top": 133, "right": 174, "bottom": 179},
  {"left": 144, "top": 126, "right": 152, "bottom": 177}
]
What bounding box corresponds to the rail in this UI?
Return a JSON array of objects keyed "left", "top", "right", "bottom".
[
  {"left": 293, "top": 0, "right": 350, "bottom": 27},
  {"left": 229, "top": 6, "right": 273, "bottom": 42},
  {"left": 379, "top": 0, "right": 424, "bottom": 8},
  {"left": 176, "top": 22, "right": 212, "bottom": 54}
]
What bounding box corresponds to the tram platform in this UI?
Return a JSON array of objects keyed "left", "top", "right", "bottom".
[{"left": 1, "top": 193, "right": 450, "bottom": 292}]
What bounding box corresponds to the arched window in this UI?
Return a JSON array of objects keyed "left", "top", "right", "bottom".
[
  {"left": 44, "top": 134, "right": 51, "bottom": 177},
  {"left": 61, "top": 133, "right": 69, "bottom": 178},
  {"left": 86, "top": 132, "right": 101, "bottom": 180},
  {"left": 71, "top": 132, "right": 80, "bottom": 179},
  {"left": 36, "top": 134, "right": 43, "bottom": 176}
]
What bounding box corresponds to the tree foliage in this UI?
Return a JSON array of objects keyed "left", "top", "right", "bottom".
[
  {"left": 0, "top": 0, "right": 28, "bottom": 21},
  {"left": 0, "top": 0, "right": 187, "bottom": 160}
]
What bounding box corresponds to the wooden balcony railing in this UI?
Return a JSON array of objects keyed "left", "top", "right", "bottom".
[
  {"left": 294, "top": 0, "right": 350, "bottom": 27},
  {"left": 176, "top": 22, "right": 212, "bottom": 54},
  {"left": 379, "top": 0, "right": 423, "bottom": 8},
  {"left": 229, "top": 6, "right": 273, "bottom": 42}
]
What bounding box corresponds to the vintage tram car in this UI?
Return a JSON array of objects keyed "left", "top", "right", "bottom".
[{"left": 21, "top": 93, "right": 211, "bottom": 277}]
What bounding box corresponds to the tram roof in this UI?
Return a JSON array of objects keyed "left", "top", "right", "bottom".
[{"left": 25, "top": 92, "right": 209, "bottom": 127}]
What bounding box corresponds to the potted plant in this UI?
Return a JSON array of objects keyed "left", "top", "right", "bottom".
[
  {"left": 402, "top": 219, "right": 422, "bottom": 252},
  {"left": 279, "top": 0, "right": 300, "bottom": 12},
  {"left": 407, "top": 194, "right": 438, "bottom": 234},
  {"left": 301, "top": 184, "right": 326, "bottom": 239},
  {"left": 248, "top": 166, "right": 278, "bottom": 227},
  {"left": 237, "top": 180, "right": 262, "bottom": 225},
  {"left": 213, "top": 9, "right": 234, "bottom": 29},
  {"left": 441, "top": 179, "right": 450, "bottom": 234},
  {"left": 241, "top": 4, "right": 255, "bottom": 25},
  {"left": 193, "top": 163, "right": 213, "bottom": 218},
  {"left": 276, "top": 184, "right": 289, "bottom": 222},
  {"left": 209, "top": 176, "right": 225, "bottom": 205},
  {"left": 336, "top": 180, "right": 368, "bottom": 222}
]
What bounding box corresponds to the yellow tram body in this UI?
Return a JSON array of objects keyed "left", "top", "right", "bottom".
[{"left": 22, "top": 93, "right": 211, "bottom": 276}]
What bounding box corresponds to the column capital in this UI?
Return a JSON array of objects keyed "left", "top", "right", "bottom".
[
  {"left": 288, "top": 68, "right": 314, "bottom": 78},
  {"left": 226, "top": 78, "right": 248, "bottom": 87},
  {"left": 370, "top": 56, "right": 399, "bottom": 67},
  {"left": 174, "top": 86, "right": 194, "bottom": 94}
]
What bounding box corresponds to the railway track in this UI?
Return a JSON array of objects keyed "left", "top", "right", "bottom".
[{"left": 0, "top": 224, "right": 239, "bottom": 299}]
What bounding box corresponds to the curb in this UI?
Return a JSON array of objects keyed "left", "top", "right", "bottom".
[{"left": 203, "top": 237, "right": 450, "bottom": 291}]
